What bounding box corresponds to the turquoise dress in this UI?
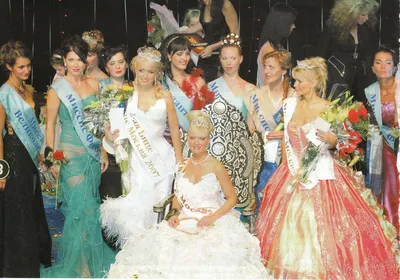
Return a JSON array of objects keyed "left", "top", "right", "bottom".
[{"left": 41, "top": 95, "right": 115, "bottom": 278}]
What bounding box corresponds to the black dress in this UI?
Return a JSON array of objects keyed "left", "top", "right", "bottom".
[
  {"left": 0, "top": 93, "right": 52, "bottom": 277},
  {"left": 317, "top": 19, "right": 376, "bottom": 102},
  {"left": 198, "top": 4, "right": 228, "bottom": 83}
]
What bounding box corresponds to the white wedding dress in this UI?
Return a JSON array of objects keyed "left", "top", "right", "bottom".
[
  {"left": 108, "top": 162, "right": 269, "bottom": 279},
  {"left": 100, "top": 94, "right": 175, "bottom": 247}
]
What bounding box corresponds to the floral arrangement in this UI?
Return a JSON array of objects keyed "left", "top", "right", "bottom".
[
  {"left": 84, "top": 83, "right": 134, "bottom": 139},
  {"left": 41, "top": 150, "right": 68, "bottom": 208},
  {"left": 147, "top": 14, "right": 164, "bottom": 49},
  {"left": 298, "top": 92, "right": 370, "bottom": 183},
  {"left": 181, "top": 68, "right": 214, "bottom": 109}
]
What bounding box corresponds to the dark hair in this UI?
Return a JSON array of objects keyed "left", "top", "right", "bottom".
[
  {"left": 199, "top": 0, "right": 224, "bottom": 23},
  {"left": 0, "top": 40, "right": 32, "bottom": 73},
  {"left": 160, "top": 34, "right": 194, "bottom": 87},
  {"left": 374, "top": 45, "right": 398, "bottom": 66},
  {"left": 258, "top": 3, "right": 297, "bottom": 51},
  {"left": 61, "top": 34, "right": 89, "bottom": 63},
  {"left": 50, "top": 48, "right": 64, "bottom": 66},
  {"left": 99, "top": 44, "right": 128, "bottom": 70}
]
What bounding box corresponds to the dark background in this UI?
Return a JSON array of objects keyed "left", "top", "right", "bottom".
[{"left": 0, "top": 0, "right": 398, "bottom": 94}]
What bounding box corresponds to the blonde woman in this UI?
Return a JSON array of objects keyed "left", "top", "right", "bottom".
[
  {"left": 256, "top": 57, "right": 399, "bottom": 278},
  {"left": 108, "top": 111, "right": 268, "bottom": 279},
  {"left": 101, "top": 47, "right": 182, "bottom": 248}
]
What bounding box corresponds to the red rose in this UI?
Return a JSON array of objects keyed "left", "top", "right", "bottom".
[
  {"left": 148, "top": 24, "right": 154, "bottom": 33},
  {"left": 393, "top": 121, "right": 399, "bottom": 127},
  {"left": 357, "top": 106, "right": 368, "bottom": 119},
  {"left": 348, "top": 109, "right": 360, "bottom": 123},
  {"left": 53, "top": 150, "right": 65, "bottom": 161}
]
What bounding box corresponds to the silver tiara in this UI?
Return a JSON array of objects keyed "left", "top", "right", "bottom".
[
  {"left": 166, "top": 36, "right": 181, "bottom": 49},
  {"left": 222, "top": 33, "right": 241, "bottom": 47},
  {"left": 296, "top": 60, "right": 318, "bottom": 70},
  {"left": 138, "top": 50, "right": 161, "bottom": 62},
  {"left": 82, "top": 34, "right": 103, "bottom": 48},
  {"left": 190, "top": 118, "right": 211, "bottom": 130},
  {"left": 52, "top": 54, "right": 62, "bottom": 59}
]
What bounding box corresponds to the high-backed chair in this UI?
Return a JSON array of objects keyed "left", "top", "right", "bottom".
[{"left": 154, "top": 97, "right": 263, "bottom": 234}]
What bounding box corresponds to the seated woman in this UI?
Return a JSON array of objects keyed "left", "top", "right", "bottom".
[
  {"left": 208, "top": 33, "right": 256, "bottom": 120},
  {"left": 108, "top": 110, "right": 268, "bottom": 279},
  {"left": 247, "top": 50, "right": 293, "bottom": 209},
  {"left": 161, "top": 34, "right": 214, "bottom": 132},
  {"left": 100, "top": 47, "right": 182, "bottom": 249}
]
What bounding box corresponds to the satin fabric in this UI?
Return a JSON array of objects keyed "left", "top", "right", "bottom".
[{"left": 257, "top": 122, "right": 399, "bottom": 279}]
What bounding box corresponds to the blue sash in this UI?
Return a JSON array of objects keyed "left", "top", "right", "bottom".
[
  {"left": 98, "top": 77, "right": 113, "bottom": 93},
  {"left": 0, "top": 84, "right": 43, "bottom": 168},
  {"left": 208, "top": 77, "right": 248, "bottom": 119},
  {"left": 365, "top": 82, "right": 395, "bottom": 149},
  {"left": 51, "top": 78, "right": 101, "bottom": 161},
  {"left": 164, "top": 77, "right": 192, "bottom": 131}
]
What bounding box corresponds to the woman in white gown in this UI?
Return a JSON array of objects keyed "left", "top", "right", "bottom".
[
  {"left": 101, "top": 47, "right": 182, "bottom": 248},
  {"left": 108, "top": 110, "right": 268, "bottom": 279}
]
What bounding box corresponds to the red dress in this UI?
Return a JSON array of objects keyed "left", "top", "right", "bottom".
[{"left": 257, "top": 121, "right": 399, "bottom": 279}]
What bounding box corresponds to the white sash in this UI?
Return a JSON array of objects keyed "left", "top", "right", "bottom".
[
  {"left": 124, "top": 92, "right": 172, "bottom": 183},
  {"left": 283, "top": 98, "right": 334, "bottom": 190}
]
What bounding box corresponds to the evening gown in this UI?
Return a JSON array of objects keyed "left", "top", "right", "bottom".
[
  {"left": 257, "top": 121, "right": 399, "bottom": 279},
  {"left": 108, "top": 160, "right": 268, "bottom": 279},
  {"left": 41, "top": 95, "right": 115, "bottom": 278},
  {"left": 0, "top": 85, "right": 52, "bottom": 277}
]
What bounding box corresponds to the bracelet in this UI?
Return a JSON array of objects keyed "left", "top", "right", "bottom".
[
  {"left": 165, "top": 208, "right": 181, "bottom": 221},
  {"left": 0, "top": 159, "right": 10, "bottom": 179}
]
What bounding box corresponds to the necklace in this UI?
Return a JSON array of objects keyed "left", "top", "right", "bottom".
[
  {"left": 8, "top": 80, "right": 26, "bottom": 100},
  {"left": 268, "top": 87, "right": 283, "bottom": 109},
  {"left": 191, "top": 155, "right": 209, "bottom": 165}
]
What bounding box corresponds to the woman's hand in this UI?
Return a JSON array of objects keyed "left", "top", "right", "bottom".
[
  {"left": 197, "top": 214, "right": 217, "bottom": 228},
  {"left": 266, "top": 131, "right": 284, "bottom": 140},
  {"left": 168, "top": 215, "right": 180, "bottom": 228},
  {"left": 0, "top": 179, "right": 6, "bottom": 191},
  {"left": 201, "top": 45, "right": 214, "bottom": 58},
  {"left": 316, "top": 130, "right": 337, "bottom": 148},
  {"left": 101, "top": 152, "right": 109, "bottom": 174},
  {"left": 37, "top": 153, "right": 45, "bottom": 164},
  {"left": 105, "top": 124, "right": 120, "bottom": 143}
]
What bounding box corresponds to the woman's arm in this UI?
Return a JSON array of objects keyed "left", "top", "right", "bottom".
[
  {"left": 197, "top": 160, "right": 237, "bottom": 227},
  {"left": 223, "top": 0, "right": 239, "bottom": 35},
  {"left": 163, "top": 90, "right": 183, "bottom": 162},
  {"left": 46, "top": 88, "right": 60, "bottom": 150},
  {"left": 179, "top": 22, "right": 203, "bottom": 34},
  {"left": 0, "top": 103, "right": 6, "bottom": 190}
]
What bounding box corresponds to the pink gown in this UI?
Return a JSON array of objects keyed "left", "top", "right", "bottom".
[{"left": 257, "top": 121, "right": 399, "bottom": 279}]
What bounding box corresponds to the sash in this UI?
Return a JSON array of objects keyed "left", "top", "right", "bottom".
[
  {"left": 250, "top": 91, "right": 282, "bottom": 164},
  {"left": 98, "top": 77, "right": 113, "bottom": 93},
  {"left": 365, "top": 82, "right": 395, "bottom": 149},
  {"left": 283, "top": 98, "right": 334, "bottom": 190},
  {"left": 0, "top": 84, "right": 43, "bottom": 168},
  {"left": 164, "top": 77, "right": 192, "bottom": 131},
  {"left": 124, "top": 92, "right": 172, "bottom": 183},
  {"left": 52, "top": 78, "right": 101, "bottom": 161},
  {"left": 208, "top": 77, "right": 248, "bottom": 119}
]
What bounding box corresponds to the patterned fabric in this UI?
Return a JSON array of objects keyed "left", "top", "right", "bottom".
[{"left": 257, "top": 121, "right": 399, "bottom": 279}]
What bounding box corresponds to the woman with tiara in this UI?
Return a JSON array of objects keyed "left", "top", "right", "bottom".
[
  {"left": 100, "top": 46, "right": 182, "bottom": 248},
  {"left": 107, "top": 110, "right": 268, "bottom": 279},
  {"left": 50, "top": 49, "right": 65, "bottom": 83},
  {"left": 208, "top": 33, "right": 256, "bottom": 120},
  {"left": 0, "top": 40, "right": 51, "bottom": 277},
  {"left": 41, "top": 35, "right": 115, "bottom": 278},
  {"left": 256, "top": 57, "right": 399, "bottom": 278},
  {"left": 161, "top": 34, "right": 214, "bottom": 132},
  {"left": 82, "top": 29, "right": 108, "bottom": 80},
  {"left": 248, "top": 50, "right": 293, "bottom": 210}
]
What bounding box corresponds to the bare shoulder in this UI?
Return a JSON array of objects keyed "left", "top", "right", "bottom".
[
  {"left": 158, "top": 88, "right": 172, "bottom": 99},
  {"left": 208, "top": 156, "right": 226, "bottom": 173}
]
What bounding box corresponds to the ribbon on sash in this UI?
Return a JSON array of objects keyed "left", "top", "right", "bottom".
[
  {"left": 250, "top": 93, "right": 282, "bottom": 165},
  {"left": 52, "top": 78, "right": 101, "bottom": 161},
  {"left": 208, "top": 77, "right": 248, "bottom": 118},
  {"left": 365, "top": 82, "right": 395, "bottom": 149},
  {"left": 164, "top": 77, "right": 192, "bottom": 131},
  {"left": 0, "top": 84, "right": 43, "bottom": 168},
  {"left": 124, "top": 93, "right": 172, "bottom": 183}
]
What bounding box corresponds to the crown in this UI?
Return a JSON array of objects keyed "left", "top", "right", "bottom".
[
  {"left": 82, "top": 31, "right": 104, "bottom": 48},
  {"left": 138, "top": 47, "right": 161, "bottom": 62},
  {"left": 222, "top": 33, "right": 241, "bottom": 47},
  {"left": 296, "top": 60, "right": 318, "bottom": 70},
  {"left": 190, "top": 118, "right": 212, "bottom": 130}
]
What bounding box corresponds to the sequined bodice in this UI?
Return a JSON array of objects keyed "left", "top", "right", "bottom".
[{"left": 381, "top": 102, "right": 395, "bottom": 127}]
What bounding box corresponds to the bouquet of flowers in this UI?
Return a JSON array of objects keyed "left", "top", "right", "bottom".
[
  {"left": 41, "top": 150, "right": 69, "bottom": 208},
  {"left": 84, "top": 83, "right": 134, "bottom": 139},
  {"left": 147, "top": 14, "right": 164, "bottom": 49},
  {"left": 297, "top": 92, "right": 370, "bottom": 184}
]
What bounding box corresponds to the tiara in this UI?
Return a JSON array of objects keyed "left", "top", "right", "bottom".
[
  {"left": 82, "top": 33, "right": 104, "bottom": 48},
  {"left": 296, "top": 60, "right": 318, "bottom": 70},
  {"left": 166, "top": 36, "right": 181, "bottom": 49},
  {"left": 190, "top": 118, "right": 212, "bottom": 130},
  {"left": 138, "top": 48, "right": 161, "bottom": 62},
  {"left": 52, "top": 54, "right": 62, "bottom": 59},
  {"left": 222, "top": 33, "right": 241, "bottom": 47}
]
